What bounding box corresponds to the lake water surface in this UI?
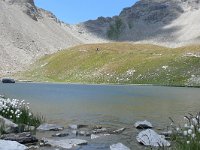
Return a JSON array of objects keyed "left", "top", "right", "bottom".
[{"left": 0, "top": 83, "right": 199, "bottom": 149}]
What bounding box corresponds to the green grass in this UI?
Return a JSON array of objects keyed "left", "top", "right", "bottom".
[{"left": 16, "top": 42, "right": 200, "bottom": 87}]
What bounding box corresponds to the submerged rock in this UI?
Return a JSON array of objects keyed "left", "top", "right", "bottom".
[
  {"left": 134, "top": 120, "right": 153, "bottom": 129},
  {"left": 136, "top": 129, "right": 170, "bottom": 147},
  {"left": 110, "top": 143, "right": 130, "bottom": 150},
  {"left": 78, "top": 130, "right": 91, "bottom": 136},
  {"left": 92, "top": 128, "right": 107, "bottom": 134},
  {"left": 68, "top": 124, "right": 88, "bottom": 130},
  {"left": 52, "top": 133, "right": 69, "bottom": 137},
  {"left": 43, "top": 138, "right": 88, "bottom": 149},
  {"left": 37, "top": 123, "right": 64, "bottom": 131},
  {"left": 0, "top": 132, "right": 38, "bottom": 144},
  {"left": 0, "top": 140, "right": 27, "bottom": 150},
  {"left": 112, "top": 128, "right": 126, "bottom": 134},
  {"left": 0, "top": 115, "right": 18, "bottom": 133},
  {"left": 91, "top": 134, "right": 110, "bottom": 139}
]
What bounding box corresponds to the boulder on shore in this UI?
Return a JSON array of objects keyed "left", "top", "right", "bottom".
[
  {"left": 0, "top": 140, "right": 27, "bottom": 150},
  {"left": 0, "top": 132, "right": 38, "bottom": 144},
  {"left": 1, "top": 78, "right": 15, "bottom": 83},
  {"left": 136, "top": 129, "right": 170, "bottom": 147},
  {"left": 0, "top": 115, "right": 18, "bottom": 133},
  {"left": 134, "top": 120, "right": 153, "bottom": 129}
]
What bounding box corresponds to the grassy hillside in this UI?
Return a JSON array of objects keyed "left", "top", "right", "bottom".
[{"left": 17, "top": 43, "right": 200, "bottom": 86}]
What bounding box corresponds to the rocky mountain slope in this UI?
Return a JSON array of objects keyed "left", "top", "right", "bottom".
[
  {"left": 77, "top": 0, "right": 200, "bottom": 46},
  {"left": 0, "top": 0, "right": 105, "bottom": 76},
  {"left": 1, "top": 0, "right": 200, "bottom": 77}
]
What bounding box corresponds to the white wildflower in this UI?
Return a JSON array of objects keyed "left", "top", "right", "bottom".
[
  {"left": 184, "top": 123, "right": 188, "bottom": 128},
  {"left": 183, "top": 131, "right": 188, "bottom": 136},
  {"left": 192, "top": 134, "right": 196, "bottom": 138},
  {"left": 188, "top": 129, "right": 192, "bottom": 134},
  {"left": 186, "top": 141, "right": 190, "bottom": 144}
]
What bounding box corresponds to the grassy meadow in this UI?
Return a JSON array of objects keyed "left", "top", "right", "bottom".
[{"left": 16, "top": 42, "right": 200, "bottom": 87}]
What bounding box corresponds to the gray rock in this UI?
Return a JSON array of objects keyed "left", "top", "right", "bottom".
[
  {"left": 110, "top": 143, "right": 130, "bottom": 150},
  {"left": 91, "top": 134, "right": 110, "bottom": 139},
  {"left": 0, "top": 115, "right": 18, "bottom": 133},
  {"left": 43, "top": 138, "right": 88, "bottom": 149},
  {"left": 0, "top": 140, "right": 27, "bottom": 150},
  {"left": 136, "top": 129, "right": 170, "bottom": 147},
  {"left": 112, "top": 128, "right": 126, "bottom": 134},
  {"left": 0, "top": 132, "right": 38, "bottom": 144},
  {"left": 92, "top": 128, "right": 107, "bottom": 134},
  {"left": 68, "top": 124, "right": 87, "bottom": 130},
  {"left": 1, "top": 78, "right": 15, "bottom": 83},
  {"left": 37, "top": 123, "right": 64, "bottom": 131},
  {"left": 52, "top": 133, "right": 69, "bottom": 137},
  {"left": 78, "top": 131, "right": 91, "bottom": 136},
  {"left": 134, "top": 120, "right": 153, "bottom": 129},
  {"left": 72, "top": 130, "right": 78, "bottom": 136}
]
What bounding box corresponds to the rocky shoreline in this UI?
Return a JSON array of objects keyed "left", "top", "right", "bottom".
[{"left": 0, "top": 109, "right": 172, "bottom": 150}]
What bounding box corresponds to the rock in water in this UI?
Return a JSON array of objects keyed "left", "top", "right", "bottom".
[
  {"left": 0, "top": 115, "right": 18, "bottom": 133},
  {"left": 134, "top": 120, "right": 153, "bottom": 129},
  {"left": 68, "top": 124, "right": 88, "bottom": 129},
  {"left": 43, "top": 138, "right": 87, "bottom": 149},
  {"left": 37, "top": 123, "right": 64, "bottom": 131},
  {"left": 110, "top": 143, "right": 130, "bottom": 150},
  {"left": 91, "top": 134, "right": 110, "bottom": 139},
  {"left": 0, "top": 132, "right": 38, "bottom": 144},
  {"left": 0, "top": 140, "right": 27, "bottom": 150},
  {"left": 136, "top": 129, "right": 170, "bottom": 147}
]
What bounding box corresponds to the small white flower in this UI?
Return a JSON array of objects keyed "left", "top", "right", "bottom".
[
  {"left": 188, "top": 129, "right": 192, "bottom": 134},
  {"left": 186, "top": 141, "right": 190, "bottom": 144},
  {"left": 176, "top": 127, "right": 180, "bottom": 131},
  {"left": 198, "top": 128, "right": 200, "bottom": 133},
  {"left": 192, "top": 134, "right": 196, "bottom": 138},
  {"left": 184, "top": 123, "right": 188, "bottom": 128},
  {"left": 192, "top": 118, "right": 198, "bottom": 125},
  {"left": 29, "top": 113, "right": 32, "bottom": 116},
  {"left": 10, "top": 116, "right": 12, "bottom": 119},
  {"left": 183, "top": 131, "right": 188, "bottom": 136},
  {"left": 190, "top": 125, "right": 194, "bottom": 129}
]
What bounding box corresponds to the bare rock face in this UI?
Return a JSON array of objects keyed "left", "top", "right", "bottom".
[{"left": 79, "top": 0, "right": 200, "bottom": 46}]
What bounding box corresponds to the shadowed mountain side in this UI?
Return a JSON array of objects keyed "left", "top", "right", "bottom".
[{"left": 75, "top": 0, "right": 200, "bottom": 46}]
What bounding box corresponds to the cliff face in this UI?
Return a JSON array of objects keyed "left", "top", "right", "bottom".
[{"left": 77, "top": 0, "right": 200, "bottom": 46}]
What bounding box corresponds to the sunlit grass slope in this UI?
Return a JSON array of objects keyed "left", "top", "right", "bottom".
[{"left": 17, "top": 43, "right": 200, "bottom": 86}]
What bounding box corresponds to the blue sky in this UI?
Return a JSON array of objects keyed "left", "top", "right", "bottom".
[{"left": 35, "top": 0, "right": 137, "bottom": 24}]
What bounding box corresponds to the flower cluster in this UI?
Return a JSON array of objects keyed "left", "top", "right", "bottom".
[
  {"left": 170, "top": 112, "right": 200, "bottom": 150},
  {"left": 0, "top": 97, "right": 31, "bottom": 120},
  {"left": 0, "top": 96, "right": 43, "bottom": 128}
]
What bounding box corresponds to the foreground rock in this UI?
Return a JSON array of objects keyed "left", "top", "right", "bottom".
[
  {"left": 43, "top": 138, "right": 88, "bottom": 149},
  {"left": 0, "top": 140, "right": 27, "bottom": 150},
  {"left": 136, "top": 129, "right": 170, "bottom": 147},
  {"left": 0, "top": 115, "right": 18, "bottom": 133},
  {"left": 110, "top": 143, "right": 130, "bottom": 150},
  {"left": 1, "top": 132, "right": 38, "bottom": 144},
  {"left": 37, "top": 123, "right": 64, "bottom": 131},
  {"left": 134, "top": 120, "right": 153, "bottom": 129}
]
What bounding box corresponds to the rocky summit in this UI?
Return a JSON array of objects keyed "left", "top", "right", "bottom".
[{"left": 78, "top": 0, "right": 200, "bottom": 46}]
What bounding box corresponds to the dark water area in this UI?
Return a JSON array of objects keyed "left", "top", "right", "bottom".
[{"left": 0, "top": 83, "right": 199, "bottom": 149}]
